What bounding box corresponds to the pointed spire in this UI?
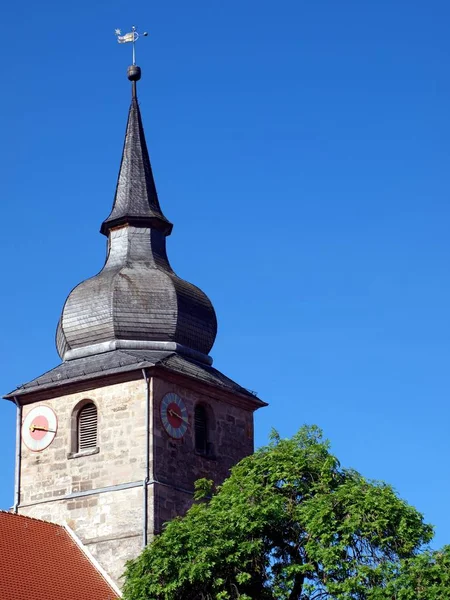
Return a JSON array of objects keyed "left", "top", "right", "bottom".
[
  {"left": 100, "top": 66, "right": 173, "bottom": 236},
  {"left": 56, "top": 60, "right": 218, "bottom": 365}
]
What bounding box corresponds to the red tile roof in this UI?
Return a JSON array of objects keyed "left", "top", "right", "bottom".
[{"left": 0, "top": 511, "right": 119, "bottom": 600}]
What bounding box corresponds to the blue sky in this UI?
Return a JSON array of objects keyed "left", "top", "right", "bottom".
[{"left": 1, "top": 0, "right": 449, "bottom": 548}]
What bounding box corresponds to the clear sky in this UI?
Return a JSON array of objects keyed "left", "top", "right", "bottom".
[{"left": 1, "top": 0, "right": 449, "bottom": 548}]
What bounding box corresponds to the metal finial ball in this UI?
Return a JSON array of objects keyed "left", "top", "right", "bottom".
[{"left": 127, "top": 65, "right": 141, "bottom": 81}]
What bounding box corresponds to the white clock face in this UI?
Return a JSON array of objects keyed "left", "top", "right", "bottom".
[
  {"left": 160, "top": 393, "right": 188, "bottom": 439},
  {"left": 22, "top": 406, "right": 58, "bottom": 452}
]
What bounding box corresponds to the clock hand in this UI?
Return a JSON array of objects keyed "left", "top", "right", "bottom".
[
  {"left": 30, "top": 425, "right": 56, "bottom": 433},
  {"left": 168, "top": 409, "right": 188, "bottom": 424}
]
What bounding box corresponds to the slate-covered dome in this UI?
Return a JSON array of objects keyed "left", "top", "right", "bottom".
[{"left": 56, "top": 71, "right": 217, "bottom": 365}]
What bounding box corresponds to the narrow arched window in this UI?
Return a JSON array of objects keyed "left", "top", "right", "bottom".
[
  {"left": 195, "top": 405, "right": 208, "bottom": 454},
  {"left": 78, "top": 403, "right": 98, "bottom": 451}
]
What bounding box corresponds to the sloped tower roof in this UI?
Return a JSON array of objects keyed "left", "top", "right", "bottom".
[
  {"left": 56, "top": 66, "right": 217, "bottom": 366},
  {"left": 100, "top": 77, "right": 172, "bottom": 236},
  {"left": 5, "top": 64, "right": 264, "bottom": 404}
]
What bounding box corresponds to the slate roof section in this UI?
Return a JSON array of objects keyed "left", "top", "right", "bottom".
[
  {"left": 101, "top": 96, "right": 173, "bottom": 236},
  {"left": 5, "top": 350, "right": 263, "bottom": 403},
  {"left": 56, "top": 72, "right": 217, "bottom": 363},
  {"left": 0, "top": 511, "right": 119, "bottom": 600},
  {"left": 56, "top": 227, "right": 217, "bottom": 361}
]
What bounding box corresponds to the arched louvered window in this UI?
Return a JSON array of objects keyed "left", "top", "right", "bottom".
[
  {"left": 77, "top": 403, "right": 98, "bottom": 451},
  {"left": 195, "top": 405, "right": 208, "bottom": 455}
]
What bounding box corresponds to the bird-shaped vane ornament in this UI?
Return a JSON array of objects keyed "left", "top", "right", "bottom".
[{"left": 115, "top": 26, "right": 148, "bottom": 65}]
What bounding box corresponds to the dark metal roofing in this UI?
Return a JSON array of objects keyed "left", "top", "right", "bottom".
[
  {"left": 6, "top": 350, "right": 262, "bottom": 403},
  {"left": 100, "top": 96, "right": 173, "bottom": 236},
  {"left": 56, "top": 73, "right": 217, "bottom": 363},
  {"left": 56, "top": 226, "right": 217, "bottom": 361}
]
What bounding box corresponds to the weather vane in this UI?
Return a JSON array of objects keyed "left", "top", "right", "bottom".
[{"left": 115, "top": 26, "right": 148, "bottom": 66}]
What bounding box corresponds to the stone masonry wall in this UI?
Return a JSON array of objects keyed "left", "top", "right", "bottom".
[
  {"left": 152, "top": 377, "right": 254, "bottom": 532},
  {"left": 17, "top": 373, "right": 257, "bottom": 584},
  {"left": 18, "top": 378, "right": 151, "bottom": 585}
]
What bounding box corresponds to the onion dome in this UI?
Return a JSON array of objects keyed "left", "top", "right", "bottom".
[{"left": 56, "top": 66, "right": 217, "bottom": 366}]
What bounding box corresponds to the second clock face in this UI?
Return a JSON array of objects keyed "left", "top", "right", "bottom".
[
  {"left": 22, "top": 405, "right": 58, "bottom": 452},
  {"left": 160, "top": 393, "right": 188, "bottom": 439}
]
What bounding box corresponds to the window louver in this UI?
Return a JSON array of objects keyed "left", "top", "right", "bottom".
[
  {"left": 78, "top": 403, "right": 98, "bottom": 451},
  {"left": 194, "top": 405, "right": 207, "bottom": 454}
]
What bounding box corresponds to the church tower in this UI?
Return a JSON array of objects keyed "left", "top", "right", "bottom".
[{"left": 5, "top": 62, "right": 265, "bottom": 584}]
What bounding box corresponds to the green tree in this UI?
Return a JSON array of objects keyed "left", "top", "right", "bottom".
[
  {"left": 122, "top": 426, "right": 438, "bottom": 600},
  {"left": 373, "top": 546, "right": 450, "bottom": 600}
]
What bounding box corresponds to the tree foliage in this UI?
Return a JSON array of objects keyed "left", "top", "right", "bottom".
[
  {"left": 373, "top": 546, "right": 450, "bottom": 600},
  {"left": 122, "top": 426, "right": 444, "bottom": 600}
]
